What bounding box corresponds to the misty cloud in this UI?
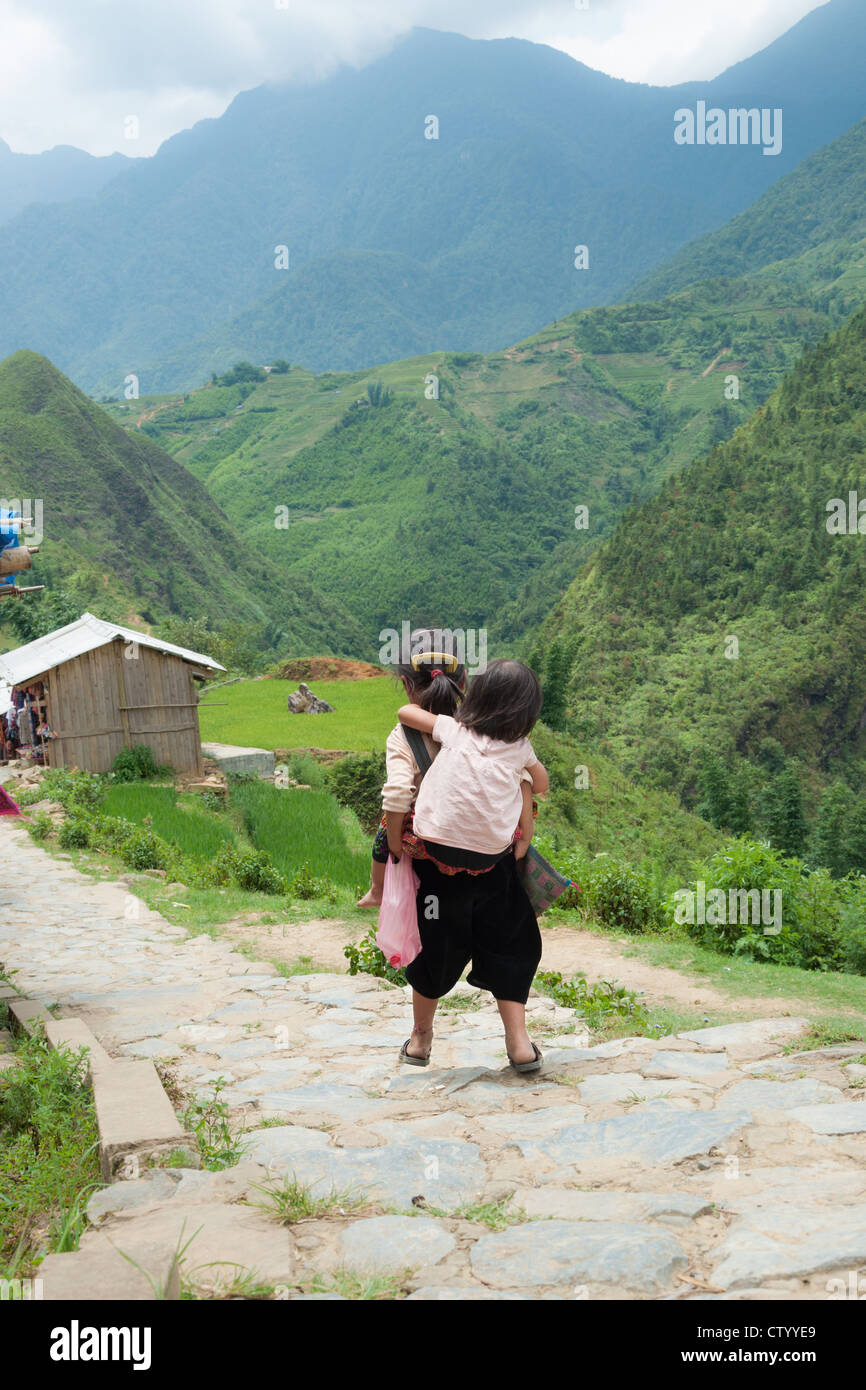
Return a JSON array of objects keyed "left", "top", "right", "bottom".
[{"left": 0, "top": 0, "right": 829, "bottom": 156}]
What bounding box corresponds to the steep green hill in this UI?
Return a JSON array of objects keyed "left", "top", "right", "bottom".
[
  {"left": 0, "top": 351, "right": 365, "bottom": 653},
  {"left": 631, "top": 117, "right": 866, "bottom": 302},
  {"left": 3, "top": 5, "right": 866, "bottom": 392},
  {"left": 104, "top": 270, "right": 850, "bottom": 651},
  {"left": 530, "top": 304, "right": 866, "bottom": 807}
]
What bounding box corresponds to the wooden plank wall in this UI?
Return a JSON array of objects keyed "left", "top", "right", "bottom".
[
  {"left": 39, "top": 640, "right": 205, "bottom": 774},
  {"left": 49, "top": 645, "right": 126, "bottom": 772},
  {"left": 120, "top": 642, "right": 203, "bottom": 774}
]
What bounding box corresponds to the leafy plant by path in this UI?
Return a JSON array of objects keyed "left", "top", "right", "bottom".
[
  {"left": 180, "top": 1080, "right": 249, "bottom": 1171},
  {"left": 534, "top": 970, "right": 650, "bottom": 1031},
  {"left": 343, "top": 928, "right": 406, "bottom": 986}
]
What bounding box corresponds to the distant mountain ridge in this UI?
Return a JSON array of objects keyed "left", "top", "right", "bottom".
[
  {"left": 0, "top": 1, "right": 865, "bottom": 391},
  {"left": 0, "top": 138, "right": 130, "bottom": 227}
]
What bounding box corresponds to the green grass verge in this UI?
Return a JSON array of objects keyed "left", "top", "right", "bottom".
[
  {"left": 101, "top": 783, "right": 238, "bottom": 862},
  {"left": 230, "top": 781, "right": 369, "bottom": 890},
  {"left": 0, "top": 1029, "right": 102, "bottom": 1278}
]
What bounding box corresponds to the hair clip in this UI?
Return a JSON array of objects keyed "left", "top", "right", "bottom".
[{"left": 410, "top": 650, "right": 459, "bottom": 673}]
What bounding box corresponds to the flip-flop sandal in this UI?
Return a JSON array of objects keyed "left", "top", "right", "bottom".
[
  {"left": 399, "top": 1037, "right": 433, "bottom": 1067},
  {"left": 508, "top": 1042, "right": 543, "bottom": 1074}
]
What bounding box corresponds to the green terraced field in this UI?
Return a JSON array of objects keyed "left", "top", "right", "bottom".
[{"left": 198, "top": 677, "right": 399, "bottom": 752}]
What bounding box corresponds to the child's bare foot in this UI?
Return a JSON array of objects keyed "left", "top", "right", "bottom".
[{"left": 356, "top": 890, "right": 382, "bottom": 909}]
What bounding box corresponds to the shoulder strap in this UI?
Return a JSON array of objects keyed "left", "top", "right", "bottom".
[{"left": 402, "top": 724, "right": 433, "bottom": 776}]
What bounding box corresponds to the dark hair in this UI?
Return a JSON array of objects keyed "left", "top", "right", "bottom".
[
  {"left": 394, "top": 626, "right": 466, "bottom": 718},
  {"left": 456, "top": 659, "right": 542, "bottom": 742}
]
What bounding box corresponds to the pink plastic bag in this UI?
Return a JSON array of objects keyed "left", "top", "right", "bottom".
[{"left": 376, "top": 854, "right": 422, "bottom": 970}]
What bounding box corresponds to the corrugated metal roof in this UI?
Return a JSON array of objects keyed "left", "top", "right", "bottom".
[{"left": 0, "top": 612, "right": 226, "bottom": 687}]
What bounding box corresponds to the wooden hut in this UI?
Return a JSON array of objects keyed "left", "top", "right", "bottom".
[{"left": 0, "top": 613, "right": 225, "bottom": 774}]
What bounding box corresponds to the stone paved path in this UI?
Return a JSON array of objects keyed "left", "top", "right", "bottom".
[{"left": 2, "top": 818, "right": 866, "bottom": 1300}]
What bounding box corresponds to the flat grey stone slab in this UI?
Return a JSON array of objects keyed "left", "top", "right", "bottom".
[
  {"left": 577, "top": 1073, "right": 707, "bottom": 1105},
  {"left": 787, "top": 1101, "right": 866, "bottom": 1134},
  {"left": 211, "top": 1037, "right": 283, "bottom": 1063},
  {"left": 386, "top": 1067, "right": 495, "bottom": 1098},
  {"left": 268, "top": 1137, "right": 487, "bottom": 1210},
  {"left": 336, "top": 1216, "right": 455, "bottom": 1274},
  {"left": 79, "top": 1201, "right": 295, "bottom": 1293},
  {"left": 408, "top": 1286, "right": 526, "bottom": 1300},
  {"left": 244, "top": 1125, "right": 334, "bottom": 1170},
  {"left": 712, "top": 1203, "right": 866, "bottom": 1290},
  {"left": 304, "top": 1022, "right": 405, "bottom": 1047},
  {"left": 246, "top": 1082, "right": 392, "bottom": 1122},
  {"left": 476, "top": 1106, "right": 586, "bottom": 1138},
  {"left": 511, "top": 1108, "right": 752, "bottom": 1168},
  {"left": 678, "top": 1018, "right": 810, "bottom": 1050},
  {"left": 201, "top": 743, "right": 274, "bottom": 776},
  {"left": 512, "top": 1188, "right": 712, "bottom": 1222},
  {"left": 470, "top": 1220, "right": 687, "bottom": 1292},
  {"left": 120, "top": 1038, "right": 184, "bottom": 1060},
  {"left": 718, "top": 1079, "right": 842, "bottom": 1114},
  {"left": 648, "top": 1050, "right": 730, "bottom": 1079},
  {"left": 87, "top": 1170, "right": 181, "bottom": 1223}
]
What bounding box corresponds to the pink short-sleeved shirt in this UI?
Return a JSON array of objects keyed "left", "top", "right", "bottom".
[{"left": 411, "top": 714, "right": 538, "bottom": 855}]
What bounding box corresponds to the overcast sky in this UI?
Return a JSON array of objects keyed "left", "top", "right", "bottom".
[{"left": 0, "top": 0, "right": 829, "bottom": 157}]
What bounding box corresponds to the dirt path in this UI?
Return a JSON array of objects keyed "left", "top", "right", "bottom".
[{"left": 214, "top": 912, "right": 795, "bottom": 1019}]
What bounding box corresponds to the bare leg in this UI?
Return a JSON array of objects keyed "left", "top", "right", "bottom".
[
  {"left": 406, "top": 988, "right": 438, "bottom": 1058},
  {"left": 357, "top": 856, "right": 386, "bottom": 909},
  {"left": 496, "top": 999, "right": 536, "bottom": 1065}
]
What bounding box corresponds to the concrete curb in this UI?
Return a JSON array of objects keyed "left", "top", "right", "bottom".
[
  {"left": 94, "top": 1057, "right": 198, "bottom": 1182},
  {"left": 7, "top": 996, "right": 53, "bottom": 1035}
]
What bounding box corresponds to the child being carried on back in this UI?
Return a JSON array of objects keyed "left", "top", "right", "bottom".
[
  {"left": 398, "top": 661, "right": 548, "bottom": 862},
  {"left": 395, "top": 658, "right": 550, "bottom": 1073}
]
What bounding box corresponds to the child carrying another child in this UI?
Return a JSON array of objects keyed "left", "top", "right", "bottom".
[
  {"left": 393, "top": 658, "right": 549, "bottom": 1073},
  {"left": 357, "top": 630, "right": 466, "bottom": 908}
]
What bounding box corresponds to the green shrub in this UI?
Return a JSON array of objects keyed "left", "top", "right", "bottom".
[
  {"left": 58, "top": 818, "right": 90, "bottom": 850},
  {"left": 41, "top": 769, "right": 105, "bottom": 813},
  {"left": 666, "top": 838, "right": 844, "bottom": 971},
  {"left": 0, "top": 1030, "right": 100, "bottom": 1268},
  {"left": 109, "top": 745, "right": 166, "bottom": 783},
  {"left": 343, "top": 928, "right": 405, "bottom": 986},
  {"left": 89, "top": 815, "right": 137, "bottom": 854},
  {"left": 13, "top": 786, "right": 43, "bottom": 808},
  {"left": 232, "top": 850, "right": 287, "bottom": 895},
  {"left": 121, "top": 827, "right": 170, "bottom": 872},
  {"left": 836, "top": 880, "right": 866, "bottom": 975},
  {"left": 289, "top": 863, "right": 338, "bottom": 903},
  {"left": 211, "top": 842, "right": 286, "bottom": 895},
  {"left": 27, "top": 811, "right": 53, "bottom": 842},
  {"left": 326, "top": 752, "right": 386, "bottom": 834},
  {"left": 584, "top": 856, "right": 662, "bottom": 933}
]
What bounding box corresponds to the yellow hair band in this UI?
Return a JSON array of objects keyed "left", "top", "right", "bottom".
[{"left": 410, "top": 650, "right": 460, "bottom": 673}]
